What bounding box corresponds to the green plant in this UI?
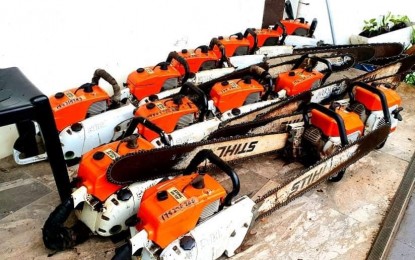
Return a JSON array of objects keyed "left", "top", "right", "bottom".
[
  {"left": 363, "top": 18, "right": 378, "bottom": 32},
  {"left": 404, "top": 72, "right": 415, "bottom": 85}
]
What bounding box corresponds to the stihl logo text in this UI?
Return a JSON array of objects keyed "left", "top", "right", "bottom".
[{"left": 216, "top": 141, "right": 258, "bottom": 157}]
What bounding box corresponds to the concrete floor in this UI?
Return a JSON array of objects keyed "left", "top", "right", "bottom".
[{"left": 0, "top": 83, "right": 414, "bottom": 259}]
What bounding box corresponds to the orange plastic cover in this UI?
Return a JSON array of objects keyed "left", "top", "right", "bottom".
[
  {"left": 215, "top": 36, "right": 250, "bottom": 57},
  {"left": 171, "top": 49, "right": 219, "bottom": 75},
  {"left": 137, "top": 173, "right": 226, "bottom": 248},
  {"left": 311, "top": 108, "right": 364, "bottom": 137},
  {"left": 210, "top": 78, "right": 264, "bottom": 113},
  {"left": 77, "top": 137, "right": 155, "bottom": 202},
  {"left": 279, "top": 20, "right": 310, "bottom": 35},
  {"left": 354, "top": 85, "right": 401, "bottom": 111},
  {"left": 246, "top": 29, "right": 282, "bottom": 49},
  {"left": 134, "top": 96, "right": 199, "bottom": 141},
  {"left": 127, "top": 66, "right": 181, "bottom": 100},
  {"left": 49, "top": 86, "right": 109, "bottom": 131},
  {"left": 275, "top": 69, "right": 324, "bottom": 96}
]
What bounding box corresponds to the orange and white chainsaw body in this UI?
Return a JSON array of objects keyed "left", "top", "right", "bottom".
[
  {"left": 308, "top": 108, "right": 364, "bottom": 157},
  {"left": 173, "top": 48, "right": 219, "bottom": 74},
  {"left": 131, "top": 196, "right": 255, "bottom": 260},
  {"left": 275, "top": 68, "right": 325, "bottom": 98},
  {"left": 70, "top": 136, "right": 162, "bottom": 237},
  {"left": 126, "top": 65, "right": 182, "bottom": 101},
  {"left": 353, "top": 85, "right": 402, "bottom": 133},
  {"left": 58, "top": 103, "right": 135, "bottom": 161},
  {"left": 128, "top": 173, "right": 255, "bottom": 259}
]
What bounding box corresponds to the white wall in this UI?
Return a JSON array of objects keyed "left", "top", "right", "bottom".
[{"left": 0, "top": 0, "right": 265, "bottom": 159}]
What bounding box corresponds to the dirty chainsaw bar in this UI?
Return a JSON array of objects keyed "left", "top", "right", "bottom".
[{"left": 254, "top": 124, "right": 390, "bottom": 219}]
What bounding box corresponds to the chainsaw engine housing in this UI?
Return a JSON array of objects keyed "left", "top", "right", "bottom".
[
  {"left": 136, "top": 173, "right": 227, "bottom": 248},
  {"left": 210, "top": 77, "right": 265, "bottom": 113},
  {"left": 172, "top": 47, "right": 219, "bottom": 74},
  {"left": 49, "top": 85, "right": 110, "bottom": 131},
  {"left": 275, "top": 68, "right": 324, "bottom": 96}
]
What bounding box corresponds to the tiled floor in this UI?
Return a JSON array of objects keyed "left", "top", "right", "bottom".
[{"left": 388, "top": 191, "right": 415, "bottom": 259}]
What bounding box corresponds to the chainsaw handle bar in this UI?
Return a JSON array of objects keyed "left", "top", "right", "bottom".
[
  {"left": 243, "top": 28, "right": 259, "bottom": 54},
  {"left": 179, "top": 82, "right": 208, "bottom": 122},
  {"left": 347, "top": 81, "right": 392, "bottom": 124},
  {"left": 249, "top": 65, "right": 274, "bottom": 100},
  {"left": 124, "top": 116, "right": 171, "bottom": 146},
  {"left": 229, "top": 32, "right": 244, "bottom": 40},
  {"left": 209, "top": 37, "right": 232, "bottom": 67},
  {"left": 303, "top": 103, "right": 349, "bottom": 147},
  {"left": 75, "top": 69, "right": 122, "bottom": 103},
  {"left": 310, "top": 56, "right": 332, "bottom": 85},
  {"left": 292, "top": 54, "right": 332, "bottom": 85},
  {"left": 308, "top": 18, "right": 318, "bottom": 37},
  {"left": 273, "top": 20, "right": 287, "bottom": 45},
  {"left": 165, "top": 51, "right": 191, "bottom": 83},
  {"left": 183, "top": 149, "right": 240, "bottom": 208}
]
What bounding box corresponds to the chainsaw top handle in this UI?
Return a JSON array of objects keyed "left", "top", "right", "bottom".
[
  {"left": 293, "top": 54, "right": 332, "bottom": 85},
  {"left": 165, "top": 51, "right": 191, "bottom": 83},
  {"left": 243, "top": 28, "right": 259, "bottom": 54},
  {"left": 123, "top": 116, "right": 171, "bottom": 146},
  {"left": 303, "top": 103, "right": 349, "bottom": 147},
  {"left": 272, "top": 20, "right": 287, "bottom": 45},
  {"left": 347, "top": 81, "right": 392, "bottom": 124},
  {"left": 183, "top": 149, "right": 240, "bottom": 208},
  {"left": 209, "top": 37, "right": 232, "bottom": 68},
  {"left": 249, "top": 65, "right": 274, "bottom": 100},
  {"left": 179, "top": 82, "right": 209, "bottom": 122}
]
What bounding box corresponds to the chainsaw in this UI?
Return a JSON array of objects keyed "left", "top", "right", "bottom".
[
  {"left": 12, "top": 69, "right": 131, "bottom": 165},
  {"left": 110, "top": 82, "right": 399, "bottom": 259},
  {"left": 41, "top": 71, "right": 404, "bottom": 252}
]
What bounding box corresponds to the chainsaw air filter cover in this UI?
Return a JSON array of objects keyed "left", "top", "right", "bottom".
[
  {"left": 49, "top": 85, "right": 110, "bottom": 131},
  {"left": 275, "top": 68, "right": 324, "bottom": 96},
  {"left": 210, "top": 78, "right": 264, "bottom": 113},
  {"left": 136, "top": 173, "right": 226, "bottom": 248},
  {"left": 126, "top": 65, "right": 181, "bottom": 100},
  {"left": 134, "top": 96, "right": 199, "bottom": 141}
]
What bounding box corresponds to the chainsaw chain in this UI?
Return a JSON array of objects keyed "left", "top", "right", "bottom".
[{"left": 254, "top": 125, "right": 390, "bottom": 220}]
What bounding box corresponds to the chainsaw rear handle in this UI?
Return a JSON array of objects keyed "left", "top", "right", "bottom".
[
  {"left": 293, "top": 54, "right": 332, "bottom": 85},
  {"left": 310, "top": 56, "right": 332, "bottom": 85},
  {"left": 209, "top": 37, "right": 232, "bottom": 67},
  {"left": 243, "top": 28, "right": 259, "bottom": 54},
  {"left": 183, "top": 149, "right": 240, "bottom": 208},
  {"left": 249, "top": 65, "right": 274, "bottom": 100},
  {"left": 308, "top": 18, "right": 318, "bottom": 37},
  {"left": 165, "top": 51, "right": 191, "bottom": 83},
  {"left": 179, "top": 82, "right": 208, "bottom": 122},
  {"left": 124, "top": 116, "right": 171, "bottom": 146},
  {"left": 272, "top": 20, "right": 287, "bottom": 45},
  {"left": 90, "top": 69, "right": 122, "bottom": 103},
  {"left": 303, "top": 103, "right": 349, "bottom": 147},
  {"left": 347, "top": 81, "right": 392, "bottom": 124}
]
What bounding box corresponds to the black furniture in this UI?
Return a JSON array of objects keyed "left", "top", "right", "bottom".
[{"left": 0, "top": 67, "right": 70, "bottom": 201}]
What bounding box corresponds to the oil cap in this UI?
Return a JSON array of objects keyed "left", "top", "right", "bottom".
[
  {"left": 231, "top": 108, "right": 241, "bottom": 116},
  {"left": 136, "top": 68, "right": 145, "bottom": 73},
  {"left": 117, "top": 189, "right": 133, "bottom": 201},
  {"left": 93, "top": 151, "right": 105, "bottom": 160},
  {"left": 157, "top": 190, "right": 168, "bottom": 201},
  {"left": 54, "top": 92, "right": 64, "bottom": 99},
  {"left": 146, "top": 103, "right": 156, "bottom": 109},
  {"left": 71, "top": 123, "right": 83, "bottom": 132},
  {"left": 221, "top": 81, "right": 229, "bottom": 86},
  {"left": 289, "top": 71, "right": 295, "bottom": 76},
  {"left": 243, "top": 76, "right": 252, "bottom": 84},
  {"left": 180, "top": 236, "right": 196, "bottom": 250},
  {"left": 182, "top": 49, "right": 188, "bottom": 54}
]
